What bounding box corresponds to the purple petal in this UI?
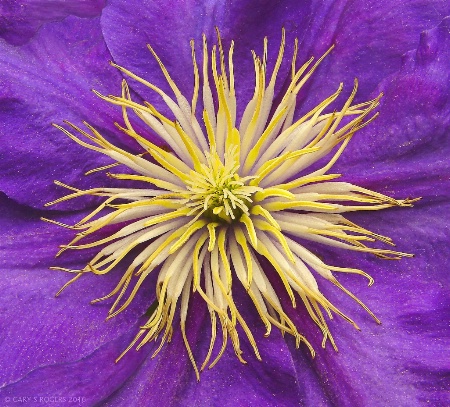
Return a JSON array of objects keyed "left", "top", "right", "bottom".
[
  {"left": 284, "top": 199, "right": 450, "bottom": 406},
  {"left": 101, "top": 0, "right": 449, "bottom": 110},
  {"left": 0, "top": 327, "right": 152, "bottom": 406},
  {"left": 8, "top": 202, "right": 445, "bottom": 406},
  {"left": 106, "top": 292, "right": 304, "bottom": 407},
  {"left": 0, "top": 16, "right": 132, "bottom": 209},
  {"left": 0, "top": 213, "right": 302, "bottom": 406},
  {"left": 276, "top": 22, "right": 450, "bottom": 406},
  {"left": 0, "top": 194, "right": 315, "bottom": 406},
  {"left": 1, "top": 2, "right": 448, "bottom": 405},
  {"left": 0, "top": 0, "right": 106, "bottom": 45},
  {"left": 0, "top": 194, "right": 154, "bottom": 389},
  {"left": 335, "top": 17, "right": 450, "bottom": 200},
  {"left": 296, "top": 0, "right": 450, "bottom": 108},
  {"left": 100, "top": 0, "right": 312, "bottom": 116}
]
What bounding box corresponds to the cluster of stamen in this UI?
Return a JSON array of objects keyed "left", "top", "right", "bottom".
[
  {"left": 44, "top": 28, "right": 418, "bottom": 381},
  {"left": 185, "top": 147, "right": 261, "bottom": 222}
]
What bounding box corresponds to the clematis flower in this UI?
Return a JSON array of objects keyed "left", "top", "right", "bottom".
[{"left": 0, "top": 1, "right": 449, "bottom": 406}]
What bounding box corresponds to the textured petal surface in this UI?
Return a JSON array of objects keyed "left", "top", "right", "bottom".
[
  {"left": 2, "top": 204, "right": 448, "bottom": 407},
  {"left": 335, "top": 17, "right": 450, "bottom": 202},
  {"left": 295, "top": 0, "right": 450, "bottom": 108},
  {"left": 0, "top": 16, "right": 127, "bottom": 209},
  {"left": 101, "top": 292, "right": 305, "bottom": 407},
  {"left": 100, "top": 0, "right": 312, "bottom": 114},
  {"left": 0, "top": 194, "right": 153, "bottom": 392},
  {"left": 101, "top": 0, "right": 450, "bottom": 111},
  {"left": 277, "top": 19, "right": 450, "bottom": 406},
  {"left": 0, "top": 0, "right": 106, "bottom": 46},
  {"left": 280, "top": 200, "right": 450, "bottom": 407}
]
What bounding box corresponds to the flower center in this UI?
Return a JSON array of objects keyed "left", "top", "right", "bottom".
[
  {"left": 46, "top": 28, "right": 418, "bottom": 381},
  {"left": 185, "top": 146, "right": 262, "bottom": 223}
]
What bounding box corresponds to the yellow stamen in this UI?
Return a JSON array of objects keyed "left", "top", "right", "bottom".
[{"left": 47, "top": 29, "right": 417, "bottom": 380}]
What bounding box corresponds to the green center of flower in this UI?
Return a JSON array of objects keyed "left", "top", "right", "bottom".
[{"left": 185, "top": 147, "right": 262, "bottom": 223}]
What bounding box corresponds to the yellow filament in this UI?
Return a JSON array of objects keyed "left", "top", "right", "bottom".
[
  {"left": 192, "top": 232, "right": 209, "bottom": 288},
  {"left": 234, "top": 227, "right": 254, "bottom": 288},
  {"left": 262, "top": 200, "right": 337, "bottom": 212},
  {"left": 207, "top": 222, "right": 220, "bottom": 252},
  {"left": 169, "top": 220, "right": 208, "bottom": 254},
  {"left": 215, "top": 27, "right": 229, "bottom": 89},
  {"left": 181, "top": 322, "right": 200, "bottom": 381},
  {"left": 190, "top": 40, "right": 200, "bottom": 115},
  {"left": 241, "top": 56, "right": 265, "bottom": 155},
  {"left": 201, "top": 311, "right": 217, "bottom": 371},
  {"left": 239, "top": 213, "right": 257, "bottom": 247},
  {"left": 250, "top": 205, "right": 281, "bottom": 230},
  {"left": 253, "top": 219, "right": 296, "bottom": 263},
  {"left": 253, "top": 188, "right": 295, "bottom": 201},
  {"left": 276, "top": 174, "right": 342, "bottom": 191},
  {"left": 203, "top": 109, "right": 216, "bottom": 152},
  {"left": 218, "top": 228, "right": 232, "bottom": 293},
  {"left": 107, "top": 173, "right": 184, "bottom": 192},
  {"left": 254, "top": 241, "right": 296, "bottom": 308},
  {"left": 251, "top": 147, "right": 320, "bottom": 185},
  {"left": 243, "top": 106, "right": 289, "bottom": 172},
  {"left": 174, "top": 121, "right": 204, "bottom": 171}
]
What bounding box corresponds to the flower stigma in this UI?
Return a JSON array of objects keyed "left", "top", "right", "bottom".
[{"left": 44, "top": 28, "right": 419, "bottom": 381}]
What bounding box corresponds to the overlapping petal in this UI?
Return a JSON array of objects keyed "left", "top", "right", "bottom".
[
  {"left": 296, "top": 0, "right": 450, "bottom": 107},
  {"left": 0, "top": 0, "right": 106, "bottom": 45}
]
